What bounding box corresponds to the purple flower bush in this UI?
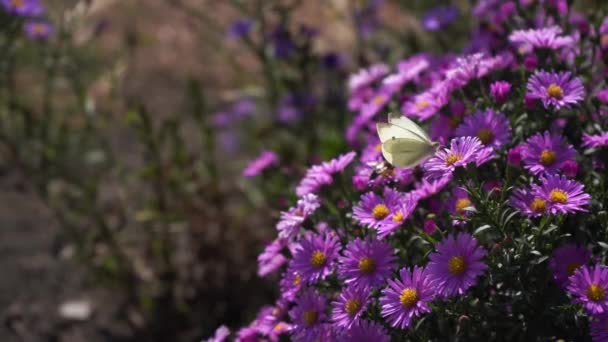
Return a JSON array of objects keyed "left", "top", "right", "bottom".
[{"left": 210, "top": 1, "right": 608, "bottom": 340}]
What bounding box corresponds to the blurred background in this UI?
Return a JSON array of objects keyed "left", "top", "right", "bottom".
[{"left": 0, "top": 0, "right": 474, "bottom": 341}]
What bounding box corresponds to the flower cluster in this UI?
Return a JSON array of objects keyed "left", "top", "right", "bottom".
[
  {"left": 208, "top": 1, "right": 608, "bottom": 341},
  {"left": 1, "top": 0, "right": 53, "bottom": 40}
]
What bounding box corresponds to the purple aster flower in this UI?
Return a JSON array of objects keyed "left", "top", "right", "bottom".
[
  {"left": 412, "top": 172, "right": 452, "bottom": 200},
  {"left": 531, "top": 174, "right": 590, "bottom": 215},
  {"left": 521, "top": 131, "right": 575, "bottom": 175},
  {"left": 243, "top": 150, "right": 278, "bottom": 177},
  {"left": 422, "top": 6, "right": 458, "bottom": 32},
  {"left": 352, "top": 187, "right": 406, "bottom": 238},
  {"left": 526, "top": 70, "right": 585, "bottom": 109},
  {"left": 509, "top": 26, "right": 575, "bottom": 50},
  {"left": 205, "top": 325, "right": 230, "bottom": 342},
  {"left": 348, "top": 64, "right": 389, "bottom": 93},
  {"left": 567, "top": 265, "right": 608, "bottom": 315},
  {"left": 276, "top": 194, "right": 320, "bottom": 240},
  {"left": 227, "top": 18, "right": 253, "bottom": 39},
  {"left": 596, "top": 89, "right": 608, "bottom": 103},
  {"left": 357, "top": 85, "right": 395, "bottom": 121},
  {"left": 590, "top": 313, "right": 608, "bottom": 342},
  {"left": 24, "top": 20, "right": 53, "bottom": 40},
  {"left": 337, "top": 320, "right": 390, "bottom": 342},
  {"left": 509, "top": 186, "right": 548, "bottom": 217},
  {"left": 1, "top": 0, "right": 43, "bottom": 16},
  {"left": 448, "top": 187, "right": 475, "bottom": 221},
  {"left": 290, "top": 233, "right": 340, "bottom": 284},
  {"left": 583, "top": 132, "right": 608, "bottom": 149},
  {"left": 338, "top": 237, "right": 396, "bottom": 289},
  {"left": 402, "top": 82, "right": 449, "bottom": 121},
  {"left": 269, "top": 26, "right": 295, "bottom": 59},
  {"left": 235, "top": 326, "right": 258, "bottom": 342},
  {"left": 445, "top": 52, "right": 512, "bottom": 90},
  {"left": 454, "top": 109, "right": 511, "bottom": 149},
  {"left": 295, "top": 152, "right": 356, "bottom": 197},
  {"left": 424, "top": 219, "right": 438, "bottom": 234},
  {"left": 331, "top": 285, "right": 370, "bottom": 329},
  {"left": 423, "top": 136, "right": 487, "bottom": 181},
  {"left": 289, "top": 288, "right": 329, "bottom": 341},
  {"left": 268, "top": 321, "right": 290, "bottom": 341},
  {"left": 490, "top": 80, "right": 511, "bottom": 103},
  {"left": 382, "top": 55, "right": 430, "bottom": 88},
  {"left": 380, "top": 266, "right": 436, "bottom": 329},
  {"left": 507, "top": 145, "right": 524, "bottom": 167},
  {"left": 257, "top": 239, "right": 287, "bottom": 277},
  {"left": 561, "top": 160, "right": 579, "bottom": 178},
  {"left": 549, "top": 244, "right": 591, "bottom": 287},
  {"left": 427, "top": 233, "right": 487, "bottom": 298},
  {"left": 279, "top": 267, "right": 303, "bottom": 301}
]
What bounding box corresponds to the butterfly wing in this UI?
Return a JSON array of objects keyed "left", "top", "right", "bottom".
[
  {"left": 381, "top": 138, "right": 436, "bottom": 168},
  {"left": 387, "top": 112, "right": 432, "bottom": 142},
  {"left": 376, "top": 122, "right": 422, "bottom": 143}
]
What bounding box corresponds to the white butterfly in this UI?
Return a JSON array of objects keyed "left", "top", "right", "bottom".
[{"left": 376, "top": 113, "right": 440, "bottom": 168}]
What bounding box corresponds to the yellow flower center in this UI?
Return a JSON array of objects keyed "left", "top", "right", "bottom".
[
  {"left": 416, "top": 100, "right": 430, "bottom": 110},
  {"left": 529, "top": 197, "right": 547, "bottom": 213},
  {"left": 373, "top": 95, "right": 386, "bottom": 105},
  {"left": 273, "top": 322, "right": 288, "bottom": 332},
  {"left": 11, "top": 0, "right": 24, "bottom": 8},
  {"left": 547, "top": 83, "right": 564, "bottom": 99},
  {"left": 539, "top": 149, "right": 556, "bottom": 166},
  {"left": 448, "top": 256, "right": 466, "bottom": 275},
  {"left": 566, "top": 262, "right": 582, "bottom": 276},
  {"left": 587, "top": 284, "right": 606, "bottom": 302},
  {"left": 375, "top": 143, "right": 382, "bottom": 152},
  {"left": 445, "top": 153, "right": 463, "bottom": 166},
  {"left": 399, "top": 287, "right": 419, "bottom": 308},
  {"left": 393, "top": 210, "right": 404, "bottom": 222},
  {"left": 302, "top": 310, "right": 318, "bottom": 326},
  {"left": 310, "top": 250, "right": 327, "bottom": 268},
  {"left": 344, "top": 299, "right": 361, "bottom": 316},
  {"left": 549, "top": 189, "right": 568, "bottom": 204},
  {"left": 358, "top": 257, "right": 376, "bottom": 274},
  {"left": 477, "top": 128, "right": 494, "bottom": 145},
  {"left": 372, "top": 204, "right": 390, "bottom": 220},
  {"left": 455, "top": 198, "right": 472, "bottom": 215},
  {"left": 293, "top": 273, "right": 301, "bottom": 286}
]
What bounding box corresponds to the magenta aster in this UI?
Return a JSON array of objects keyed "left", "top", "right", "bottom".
[
  {"left": 526, "top": 70, "right": 585, "bottom": 110},
  {"left": 448, "top": 187, "right": 475, "bottom": 223},
  {"left": 290, "top": 233, "right": 340, "bottom": 284},
  {"left": 205, "top": 325, "right": 230, "bottom": 342},
  {"left": 412, "top": 174, "right": 452, "bottom": 200},
  {"left": 24, "top": 20, "right": 53, "bottom": 40},
  {"left": 336, "top": 320, "right": 390, "bottom": 342},
  {"left": 348, "top": 64, "right": 389, "bottom": 93},
  {"left": 567, "top": 265, "right": 608, "bottom": 315},
  {"left": 521, "top": 131, "right": 575, "bottom": 176},
  {"left": 276, "top": 194, "right": 320, "bottom": 240},
  {"left": 296, "top": 152, "right": 356, "bottom": 197},
  {"left": 257, "top": 239, "right": 287, "bottom": 277},
  {"left": 427, "top": 233, "right": 487, "bottom": 298},
  {"left": 509, "top": 26, "right": 575, "bottom": 50},
  {"left": 243, "top": 150, "right": 278, "bottom": 177},
  {"left": 289, "top": 288, "right": 330, "bottom": 341},
  {"left": 509, "top": 186, "right": 548, "bottom": 217},
  {"left": 453, "top": 109, "right": 512, "bottom": 149},
  {"left": 401, "top": 83, "right": 449, "bottom": 121},
  {"left": 582, "top": 132, "right": 608, "bottom": 149},
  {"left": 331, "top": 285, "right": 370, "bottom": 329},
  {"left": 338, "top": 237, "right": 396, "bottom": 290},
  {"left": 1, "top": 0, "right": 43, "bottom": 16},
  {"left": 423, "top": 136, "right": 487, "bottom": 180},
  {"left": 549, "top": 243, "right": 591, "bottom": 287},
  {"left": 279, "top": 267, "right": 303, "bottom": 301},
  {"left": 352, "top": 187, "right": 407, "bottom": 238},
  {"left": 380, "top": 266, "right": 436, "bottom": 329},
  {"left": 490, "top": 80, "right": 511, "bottom": 103},
  {"left": 531, "top": 174, "right": 590, "bottom": 215}
]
